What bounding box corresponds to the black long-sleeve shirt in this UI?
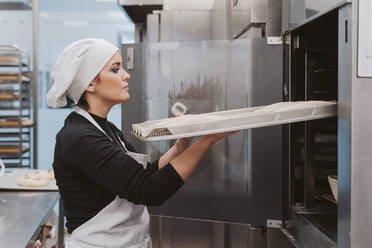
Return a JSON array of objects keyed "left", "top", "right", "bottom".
[{"left": 52, "top": 111, "right": 184, "bottom": 234}]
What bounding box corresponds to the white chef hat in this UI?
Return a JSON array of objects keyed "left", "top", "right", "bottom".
[{"left": 47, "top": 39, "right": 119, "bottom": 108}]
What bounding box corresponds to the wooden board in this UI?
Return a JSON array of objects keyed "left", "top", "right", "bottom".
[{"left": 0, "top": 169, "right": 58, "bottom": 191}]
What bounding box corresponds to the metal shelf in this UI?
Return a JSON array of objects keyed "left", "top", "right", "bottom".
[
  {"left": 2, "top": 163, "right": 30, "bottom": 168},
  {"left": 0, "top": 132, "right": 30, "bottom": 137},
  {"left": 0, "top": 63, "right": 28, "bottom": 67},
  {"left": 0, "top": 45, "right": 32, "bottom": 169}
]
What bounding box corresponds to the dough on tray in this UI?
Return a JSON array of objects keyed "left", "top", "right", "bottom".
[
  {"left": 18, "top": 174, "right": 50, "bottom": 187},
  {"left": 32, "top": 169, "right": 55, "bottom": 180}
]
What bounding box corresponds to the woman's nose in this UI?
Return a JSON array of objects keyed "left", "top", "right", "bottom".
[{"left": 123, "top": 69, "right": 131, "bottom": 81}]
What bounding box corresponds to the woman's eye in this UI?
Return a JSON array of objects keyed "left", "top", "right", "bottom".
[{"left": 112, "top": 67, "right": 119, "bottom": 73}]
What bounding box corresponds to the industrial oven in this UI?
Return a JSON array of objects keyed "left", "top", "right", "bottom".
[{"left": 119, "top": 0, "right": 356, "bottom": 247}]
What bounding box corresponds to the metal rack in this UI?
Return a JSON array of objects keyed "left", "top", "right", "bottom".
[{"left": 0, "top": 45, "right": 33, "bottom": 168}]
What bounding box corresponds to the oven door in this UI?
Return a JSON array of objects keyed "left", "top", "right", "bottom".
[{"left": 121, "top": 39, "right": 285, "bottom": 226}]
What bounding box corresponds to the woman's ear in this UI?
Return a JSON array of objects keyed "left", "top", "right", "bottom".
[{"left": 85, "top": 82, "right": 96, "bottom": 93}]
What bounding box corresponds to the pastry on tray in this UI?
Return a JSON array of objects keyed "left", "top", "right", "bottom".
[
  {"left": 18, "top": 174, "right": 50, "bottom": 187},
  {"left": 17, "top": 170, "right": 55, "bottom": 187}
]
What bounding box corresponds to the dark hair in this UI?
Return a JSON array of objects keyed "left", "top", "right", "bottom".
[
  {"left": 77, "top": 74, "right": 100, "bottom": 109},
  {"left": 78, "top": 92, "right": 89, "bottom": 108}
]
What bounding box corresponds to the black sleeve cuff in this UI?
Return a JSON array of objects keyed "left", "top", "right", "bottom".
[{"left": 147, "top": 163, "right": 184, "bottom": 206}]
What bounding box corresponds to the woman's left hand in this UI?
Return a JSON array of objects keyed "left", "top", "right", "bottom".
[{"left": 175, "top": 137, "right": 192, "bottom": 153}]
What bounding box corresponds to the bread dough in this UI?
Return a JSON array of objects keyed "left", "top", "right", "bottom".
[
  {"left": 18, "top": 174, "right": 50, "bottom": 187},
  {"left": 31, "top": 169, "right": 55, "bottom": 180}
]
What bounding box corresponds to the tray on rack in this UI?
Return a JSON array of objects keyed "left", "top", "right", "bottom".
[
  {"left": 0, "top": 119, "right": 33, "bottom": 128},
  {"left": 0, "top": 56, "right": 19, "bottom": 65},
  {"left": 0, "top": 169, "right": 58, "bottom": 191},
  {"left": 132, "top": 101, "right": 338, "bottom": 141},
  {"left": 0, "top": 57, "right": 27, "bottom": 67},
  {"left": 0, "top": 93, "right": 19, "bottom": 100},
  {"left": 0, "top": 74, "right": 30, "bottom": 82},
  {"left": 0, "top": 146, "right": 29, "bottom": 154}
]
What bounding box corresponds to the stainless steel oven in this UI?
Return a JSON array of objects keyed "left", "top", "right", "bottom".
[
  {"left": 118, "top": 1, "right": 362, "bottom": 247},
  {"left": 282, "top": 4, "right": 351, "bottom": 247}
]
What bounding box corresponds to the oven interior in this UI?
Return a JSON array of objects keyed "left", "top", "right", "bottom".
[{"left": 288, "top": 10, "right": 339, "bottom": 243}]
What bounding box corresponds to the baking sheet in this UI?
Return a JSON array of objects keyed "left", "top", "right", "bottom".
[
  {"left": 132, "top": 101, "right": 338, "bottom": 141},
  {"left": 0, "top": 169, "right": 58, "bottom": 191},
  {"left": 0, "top": 119, "right": 33, "bottom": 128},
  {"left": 0, "top": 75, "right": 30, "bottom": 82}
]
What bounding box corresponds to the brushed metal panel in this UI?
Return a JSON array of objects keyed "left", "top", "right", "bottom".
[
  {"left": 338, "top": 4, "right": 352, "bottom": 248},
  {"left": 351, "top": 1, "right": 372, "bottom": 247},
  {"left": 159, "top": 10, "right": 212, "bottom": 42},
  {"left": 122, "top": 39, "right": 284, "bottom": 225}
]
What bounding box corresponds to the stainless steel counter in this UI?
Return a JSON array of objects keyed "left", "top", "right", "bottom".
[{"left": 0, "top": 191, "right": 59, "bottom": 247}]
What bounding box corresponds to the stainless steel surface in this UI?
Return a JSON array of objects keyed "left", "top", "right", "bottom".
[
  {"left": 0, "top": 169, "right": 58, "bottom": 190},
  {"left": 0, "top": 191, "right": 59, "bottom": 247},
  {"left": 266, "top": 0, "right": 283, "bottom": 37},
  {"left": 230, "top": 0, "right": 252, "bottom": 38},
  {"left": 159, "top": 10, "right": 213, "bottom": 42},
  {"left": 122, "top": 43, "right": 146, "bottom": 153},
  {"left": 357, "top": 0, "right": 372, "bottom": 77},
  {"left": 122, "top": 39, "right": 284, "bottom": 225},
  {"left": 283, "top": 1, "right": 349, "bottom": 35},
  {"left": 283, "top": 3, "right": 349, "bottom": 246},
  {"left": 337, "top": 4, "right": 351, "bottom": 248},
  {"left": 149, "top": 216, "right": 293, "bottom": 248},
  {"left": 351, "top": 0, "right": 372, "bottom": 247},
  {"left": 286, "top": 210, "right": 336, "bottom": 247},
  {"left": 146, "top": 13, "right": 160, "bottom": 42},
  {"left": 32, "top": 0, "right": 38, "bottom": 169},
  {"left": 282, "top": 0, "right": 305, "bottom": 32},
  {"left": 251, "top": 0, "right": 266, "bottom": 23},
  {"left": 149, "top": 216, "right": 264, "bottom": 248}
]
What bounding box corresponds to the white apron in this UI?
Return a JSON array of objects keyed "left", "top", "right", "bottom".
[{"left": 65, "top": 106, "right": 152, "bottom": 248}]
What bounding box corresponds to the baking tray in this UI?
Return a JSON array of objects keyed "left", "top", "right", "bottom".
[
  {"left": 0, "top": 169, "right": 58, "bottom": 191},
  {"left": 0, "top": 119, "right": 33, "bottom": 128},
  {"left": 0, "top": 74, "right": 30, "bottom": 82},
  {"left": 0, "top": 146, "right": 29, "bottom": 154},
  {"left": 0, "top": 93, "right": 19, "bottom": 100},
  {"left": 132, "top": 101, "right": 337, "bottom": 141}
]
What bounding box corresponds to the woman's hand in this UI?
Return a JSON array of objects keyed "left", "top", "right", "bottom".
[{"left": 175, "top": 137, "right": 192, "bottom": 153}]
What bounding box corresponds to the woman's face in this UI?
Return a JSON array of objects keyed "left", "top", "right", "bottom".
[{"left": 94, "top": 51, "right": 131, "bottom": 105}]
